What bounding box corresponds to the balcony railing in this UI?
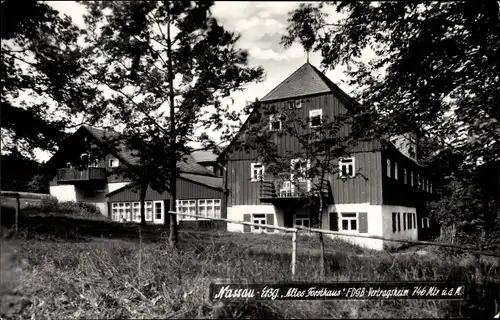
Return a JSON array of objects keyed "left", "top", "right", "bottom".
[
  {"left": 259, "top": 178, "right": 331, "bottom": 202},
  {"left": 57, "top": 167, "right": 107, "bottom": 183}
]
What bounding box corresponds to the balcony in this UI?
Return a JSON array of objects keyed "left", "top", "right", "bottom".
[
  {"left": 259, "top": 178, "right": 331, "bottom": 204},
  {"left": 57, "top": 167, "right": 107, "bottom": 183}
]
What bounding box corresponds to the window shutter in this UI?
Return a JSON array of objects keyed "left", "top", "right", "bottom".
[
  {"left": 243, "top": 214, "right": 251, "bottom": 233},
  {"left": 392, "top": 212, "right": 397, "bottom": 232},
  {"left": 329, "top": 212, "right": 338, "bottom": 231},
  {"left": 358, "top": 212, "right": 368, "bottom": 233},
  {"left": 266, "top": 214, "right": 274, "bottom": 232}
]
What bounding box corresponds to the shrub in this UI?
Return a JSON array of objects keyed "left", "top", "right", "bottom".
[
  {"left": 39, "top": 197, "right": 59, "bottom": 212},
  {"left": 24, "top": 199, "right": 102, "bottom": 217}
]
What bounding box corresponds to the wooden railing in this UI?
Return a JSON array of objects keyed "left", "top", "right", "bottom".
[
  {"left": 259, "top": 178, "right": 330, "bottom": 201},
  {"left": 57, "top": 167, "right": 107, "bottom": 182}
]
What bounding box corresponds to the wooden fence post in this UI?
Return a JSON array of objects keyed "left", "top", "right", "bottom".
[
  {"left": 319, "top": 232, "right": 325, "bottom": 279},
  {"left": 15, "top": 193, "right": 20, "bottom": 234},
  {"left": 292, "top": 230, "right": 297, "bottom": 280}
]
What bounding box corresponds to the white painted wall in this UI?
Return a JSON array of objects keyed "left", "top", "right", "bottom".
[
  {"left": 381, "top": 205, "right": 418, "bottom": 250},
  {"left": 322, "top": 203, "right": 385, "bottom": 251},
  {"left": 226, "top": 202, "right": 418, "bottom": 252},
  {"left": 50, "top": 185, "right": 78, "bottom": 202},
  {"left": 49, "top": 182, "right": 130, "bottom": 217},
  {"left": 227, "top": 205, "right": 276, "bottom": 232},
  {"left": 107, "top": 182, "right": 129, "bottom": 193}
]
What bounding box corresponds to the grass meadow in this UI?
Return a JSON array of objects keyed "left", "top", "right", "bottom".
[{"left": 1, "top": 203, "right": 499, "bottom": 319}]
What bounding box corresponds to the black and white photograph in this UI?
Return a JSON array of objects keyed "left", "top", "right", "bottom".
[{"left": 1, "top": 1, "right": 499, "bottom": 319}]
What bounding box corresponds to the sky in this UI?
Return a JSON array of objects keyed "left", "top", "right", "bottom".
[{"left": 36, "top": 1, "right": 358, "bottom": 162}]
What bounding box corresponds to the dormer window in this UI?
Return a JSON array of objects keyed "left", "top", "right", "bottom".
[
  {"left": 309, "top": 109, "right": 322, "bottom": 128},
  {"left": 269, "top": 114, "right": 282, "bottom": 131},
  {"left": 109, "top": 158, "right": 119, "bottom": 168}
]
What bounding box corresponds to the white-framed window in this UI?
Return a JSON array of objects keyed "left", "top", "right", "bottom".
[
  {"left": 177, "top": 200, "right": 196, "bottom": 220},
  {"left": 269, "top": 114, "right": 282, "bottom": 131},
  {"left": 339, "top": 157, "right": 355, "bottom": 178},
  {"left": 132, "top": 202, "right": 141, "bottom": 222},
  {"left": 394, "top": 161, "right": 398, "bottom": 180},
  {"left": 430, "top": 182, "right": 433, "bottom": 194},
  {"left": 251, "top": 162, "right": 265, "bottom": 182},
  {"left": 123, "top": 202, "right": 131, "bottom": 222},
  {"left": 309, "top": 109, "right": 322, "bottom": 127},
  {"left": 341, "top": 212, "right": 357, "bottom": 231},
  {"left": 252, "top": 214, "right": 267, "bottom": 231},
  {"left": 111, "top": 203, "right": 120, "bottom": 221},
  {"left": 108, "top": 158, "right": 119, "bottom": 168},
  {"left": 410, "top": 171, "right": 414, "bottom": 186},
  {"left": 145, "top": 201, "right": 153, "bottom": 221},
  {"left": 294, "top": 213, "right": 310, "bottom": 228},
  {"left": 387, "top": 159, "right": 391, "bottom": 178},
  {"left": 290, "top": 158, "right": 309, "bottom": 181},
  {"left": 417, "top": 174, "right": 422, "bottom": 189},
  {"left": 111, "top": 202, "right": 133, "bottom": 222},
  {"left": 403, "top": 168, "right": 407, "bottom": 184},
  {"left": 198, "top": 199, "right": 221, "bottom": 218}
]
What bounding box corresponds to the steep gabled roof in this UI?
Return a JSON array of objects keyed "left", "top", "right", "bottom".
[
  {"left": 44, "top": 125, "right": 217, "bottom": 177},
  {"left": 260, "top": 62, "right": 359, "bottom": 108}
]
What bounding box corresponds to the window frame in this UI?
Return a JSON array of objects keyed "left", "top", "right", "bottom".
[
  {"left": 294, "top": 213, "right": 310, "bottom": 228},
  {"left": 339, "top": 157, "right": 355, "bottom": 178},
  {"left": 198, "top": 199, "right": 221, "bottom": 219},
  {"left": 177, "top": 199, "right": 197, "bottom": 220},
  {"left": 108, "top": 158, "right": 119, "bottom": 168},
  {"left": 340, "top": 212, "right": 358, "bottom": 232},
  {"left": 290, "top": 158, "right": 309, "bottom": 181},
  {"left": 252, "top": 213, "right": 267, "bottom": 232},
  {"left": 269, "top": 114, "right": 282, "bottom": 131},
  {"left": 250, "top": 162, "right": 265, "bottom": 182},
  {"left": 309, "top": 109, "right": 323, "bottom": 128},
  {"left": 394, "top": 161, "right": 398, "bottom": 180}
]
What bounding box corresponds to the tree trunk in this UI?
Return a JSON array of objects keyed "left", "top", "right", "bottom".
[
  {"left": 166, "top": 4, "right": 178, "bottom": 248},
  {"left": 140, "top": 183, "right": 146, "bottom": 226}
]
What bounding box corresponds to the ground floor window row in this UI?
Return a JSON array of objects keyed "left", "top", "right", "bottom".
[
  {"left": 176, "top": 199, "right": 221, "bottom": 220},
  {"left": 110, "top": 199, "right": 220, "bottom": 223},
  {"left": 392, "top": 212, "right": 423, "bottom": 232},
  {"left": 242, "top": 212, "right": 369, "bottom": 234},
  {"left": 111, "top": 201, "right": 160, "bottom": 223}
]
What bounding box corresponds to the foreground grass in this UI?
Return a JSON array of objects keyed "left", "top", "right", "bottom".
[
  {"left": 2, "top": 229, "right": 499, "bottom": 319},
  {"left": 1, "top": 210, "right": 499, "bottom": 319}
]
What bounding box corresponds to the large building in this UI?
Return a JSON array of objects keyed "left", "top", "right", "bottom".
[
  {"left": 221, "top": 62, "right": 438, "bottom": 250},
  {"left": 43, "top": 125, "right": 226, "bottom": 228}
]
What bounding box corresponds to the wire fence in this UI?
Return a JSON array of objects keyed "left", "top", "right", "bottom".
[
  {"left": 168, "top": 210, "right": 500, "bottom": 281},
  {"left": 1, "top": 191, "right": 51, "bottom": 233}
]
